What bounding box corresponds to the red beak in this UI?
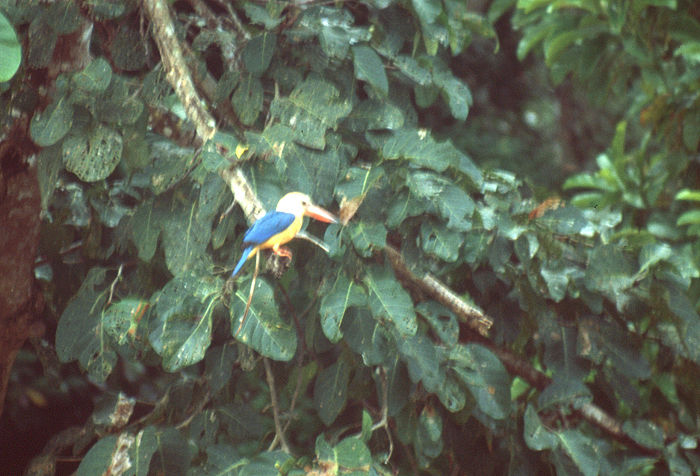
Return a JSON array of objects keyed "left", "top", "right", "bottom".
[{"left": 304, "top": 204, "right": 338, "bottom": 224}]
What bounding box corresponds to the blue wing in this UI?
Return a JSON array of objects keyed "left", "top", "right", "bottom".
[
  {"left": 231, "top": 211, "right": 296, "bottom": 277},
  {"left": 242, "top": 211, "right": 296, "bottom": 246}
]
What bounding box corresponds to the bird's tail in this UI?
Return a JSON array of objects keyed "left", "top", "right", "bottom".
[{"left": 231, "top": 247, "right": 253, "bottom": 277}]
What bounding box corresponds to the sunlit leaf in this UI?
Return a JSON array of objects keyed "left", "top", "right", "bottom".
[{"left": 0, "top": 12, "right": 22, "bottom": 82}]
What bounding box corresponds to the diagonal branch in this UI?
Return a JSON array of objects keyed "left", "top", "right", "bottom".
[{"left": 384, "top": 244, "right": 659, "bottom": 455}]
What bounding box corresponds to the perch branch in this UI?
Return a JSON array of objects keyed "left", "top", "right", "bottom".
[{"left": 384, "top": 245, "right": 492, "bottom": 336}]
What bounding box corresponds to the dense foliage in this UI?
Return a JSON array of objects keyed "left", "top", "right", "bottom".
[{"left": 3, "top": 0, "right": 700, "bottom": 475}]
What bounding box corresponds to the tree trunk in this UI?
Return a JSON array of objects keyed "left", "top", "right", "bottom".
[{"left": 0, "top": 163, "right": 43, "bottom": 418}]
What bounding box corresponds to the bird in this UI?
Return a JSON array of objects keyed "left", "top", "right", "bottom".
[{"left": 231, "top": 192, "right": 338, "bottom": 277}]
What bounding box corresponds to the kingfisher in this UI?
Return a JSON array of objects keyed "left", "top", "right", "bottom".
[{"left": 231, "top": 192, "right": 338, "bottom": 276}]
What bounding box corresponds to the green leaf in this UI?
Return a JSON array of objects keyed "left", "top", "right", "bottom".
[
  {"left": 342, "top": 309, "right": 394, "bottom": 366},
  {"left": 352, "top": 45, "right": 389, "bottom": 96},
  {"left": 37, "top": 144, "right": 63, "bottom": 211},
  {"left": 682, "top": 108, "right": 700, "bottom": 151},
  {"left": 30, "top": 95, "right": 73, "bottom": 147},
  {"left": 622, "top": 419, "right": 665, "bottom": 450},
  {"left": 76, "top": 435, "right": 119, "bottom": 476},
  {"left": 537, "top": 205, "right": 588, "bottom": 235},
  {"left": 150, "top": 428, "right": 190, "bottom": 475},
  {"left": 669, "top": 16, "right": 700, "bottom": 44},
  {"left": 47, "top": 1, "right": 83, "bottom": 34},
  {"left": 345, "top": 99, "right": 404, "bottom": 131},
  {"left": 270, "top": 77, "right": 352, "bottom": 150},
  {"left": 523, "top": 404, "right": 558, "bottom": 450},
  {"left": 242, "top": 32, "right": 277, "bottom": 75},
  {"left": 394, "top": 55, "right": 432, "bottom": 85},
  {"left": 335, "top": 437, "right": 372, "bottom": 471},
  {"left": 578, "top": 317, "right": 651, "bottom": 380},
  {"left": 230, "top": 278, "right": 297, "bottom": 361},
  {"left": 416, "top": 301, "right": 459, "bottom": 348},
  {"left": 320, "top": 274, "right": 368, "bottom": 342},
  {"left": 149, "top": 272, "right": 220, "bottom": 371},
  {"left": 365, "top": 265, "right": 417, "bottom": 336},
  {"left": 62, "top": 125, "right": 123, "bottom": 182},
  {"left": 419, "top": 221, "right": 464, "bottom": 262},
  {"left": 232, "top": 74, "right": 264, "bottom": 126},
  {"left": 416, "top": 406, "right": 443, "bottom": 459},
  {"left": 377, "top": 128, "right": 461, "bottom": 172},
  {"left": 133, "top": 426, "right": 158, "bottom": 476},
  {"left": 239, "top": 451, "right": 291, "bottom": 476},
  {"left": 387, "top": 190, "right": 428, "bottom": 228},
  {"left": 111, "top": 22, "right": 148, "bottom": 71},
  {"left": 397, "top": 330, "right": 445, "bottom": 393},
  {"left": 73, "top": 57, "right": 112, "bottom": 92},
  {"left": 666, "top": 283, "right": 700, "bottom": 364},
  {"left": 675, "top": 189, "right": 700, "bottom": 202},
  {"left": 103, "top": 299, "right": 149, "bottom": 346},
  {"left": 314, "top": 357, "right": 350, "bottom": 426},
  {"left": 349, "top": 221, "right": 387, "bottom": 257},
  {"left": 433, "top": 68, "right": 472, "bottom": 121},
  {"left": 162, "top": 202, "right": 212, "bottom": 275},
  {"left": 412, "top": 0, "right": 443, "bottom": 24},
  {"left": 563, "top": 172, "right": 618, "bottom": 192},
  {"left": 204, "top": 345, "right": 238, "bottom": 394},
  {"left": 55, "top": 268, "right": 116, "bottom": 382},
  {"left": 408, "top": 171, "right": 475, "bottom": 230},
  {"left": 584, "top": 243, "right": 637, "bottom": 295},
  {"left": 675, "top": 41, "right": 700, "bottom": 64},
  {"left": 449, "top": 344, "right": 511, "bottom": 419},
  {"left": 131, "top": 199, "right": 167, "bottom": 261},
  {"left": 0, "top": 12, "right": 22, "bottom": 82},
  {"left": 243, "top": 3, "right": 285, "bottom": 29},
  {"left": 335, "top": 166, "right": 385, "bottom": 201},
  {"left": 638, "top": 242, "right": 672, "bottom": 275},
  {"left": 677, "top": 209, "right": 700, "bottom": 226}
]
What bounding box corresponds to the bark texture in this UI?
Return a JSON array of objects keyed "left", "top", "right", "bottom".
[{"left": 0, "top": 166, "right": 43, "bottom": 417}]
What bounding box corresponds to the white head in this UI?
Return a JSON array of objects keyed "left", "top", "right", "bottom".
[{"left": 276, "top": 192, "right": 338, "bottom": 223}]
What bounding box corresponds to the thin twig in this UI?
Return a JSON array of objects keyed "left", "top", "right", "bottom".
[
  {"left": 370, "top": 366, "right": 393, "bottom": 463},
  {"left": 264, "top": 358, "right": 290, "bottom": 453},
  {"left": 281, "top": 354, "right": 306, "bottom": 435},
  {"left": 236, "top": 252, "right": 259, "bottom": 337}
]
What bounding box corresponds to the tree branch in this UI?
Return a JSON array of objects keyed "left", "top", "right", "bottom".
[{"left": 384, "top": 243, "right": 659, "bottom": 455}]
